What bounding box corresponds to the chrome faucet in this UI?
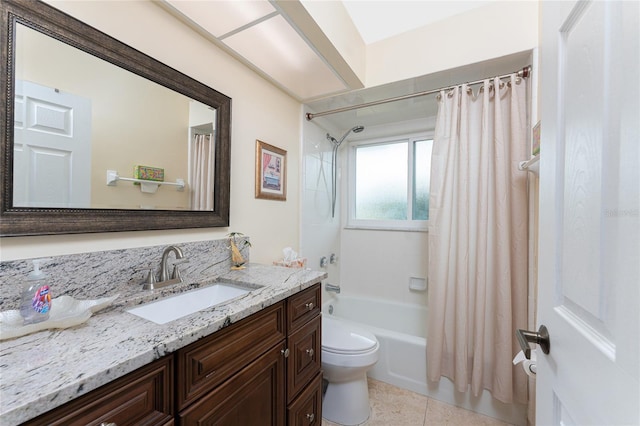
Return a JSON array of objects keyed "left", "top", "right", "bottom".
[
  {"left": 325, "top": 283, "right": 341, "bottom": 294},
  {"left": 138, "top": 245, "right": 187, "bottom": 290},
  {"left": 159, "top": 245, "right": 185, "bottom": 282}
]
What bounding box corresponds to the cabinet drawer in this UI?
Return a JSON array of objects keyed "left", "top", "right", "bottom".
[
  {"left": 287, "top": 373, "right": 322, "bottom": 426},
  {"left": 179, "top": 342, "right": 286, "bottom": 426},
  {"left": 22, "top": 356, "right": 173, "bottom": 426},
  {"left": 177, "top": 301, "right": 286, "bottom": 409},
  {"left": 287, "top": 315, "right": 321, "bottom": 403},
  {"left": 287, "top": 283, "right": 320, "bottom": 333}
]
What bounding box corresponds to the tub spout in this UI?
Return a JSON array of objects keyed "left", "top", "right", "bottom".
[{"left": 325, "top": 283, "right": 341, "bottom": 294}]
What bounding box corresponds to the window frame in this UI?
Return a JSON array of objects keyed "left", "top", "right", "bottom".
[{"left": 346, "top": 131, "right": 433, "bottom": 232}]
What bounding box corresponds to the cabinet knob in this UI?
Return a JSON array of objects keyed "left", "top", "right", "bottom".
[
  {"left": 306, "top": 348, "right": 314, "bottom": 357},
  {"left": 281, "top": 348, "right": 290, "bottom": 358},
  {"left": 306, "top": 413, "right": 315, "bottom": 422},
  {"left": 305, "top": 302, "right": 314, "bottom": 310}
]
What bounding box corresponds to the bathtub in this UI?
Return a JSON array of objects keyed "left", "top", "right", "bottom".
[{"left": 322, "top": 294, "right": 526, "bottom": 426}]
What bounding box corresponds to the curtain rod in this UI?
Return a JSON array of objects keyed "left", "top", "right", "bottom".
[{"left": 305, "top": 66, "right": 531, "bottom": 121}]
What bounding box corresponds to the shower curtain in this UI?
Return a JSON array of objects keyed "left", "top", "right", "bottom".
[
  {"left": 191, "top": 133, "right": 214, "bottom": 210},
  {"left": 427, "top": 75, "right": 528, "bottom": 404}
]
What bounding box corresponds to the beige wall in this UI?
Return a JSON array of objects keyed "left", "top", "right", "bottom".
[
  {"left": 1, "top": 0, "right": 301, "bottom": 263},
  {"left": 365, "top": 1, "right": 539, "bottom": 87}
]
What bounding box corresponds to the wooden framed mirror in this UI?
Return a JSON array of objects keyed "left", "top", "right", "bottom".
[{"left": 0, "top": 0, "right": 231, "bottom": 236}]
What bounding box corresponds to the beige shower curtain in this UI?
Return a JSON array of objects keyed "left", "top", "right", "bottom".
[
  {"left": 427, "top": 75, "right": 528, "bottom": 404},
  {"left": 191, "top": 133, "right": 214, "bottom": 210}
]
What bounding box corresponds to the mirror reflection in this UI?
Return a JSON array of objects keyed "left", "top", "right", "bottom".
[{"left": 13, "top": 23, "right": 216, "bottom": 211}]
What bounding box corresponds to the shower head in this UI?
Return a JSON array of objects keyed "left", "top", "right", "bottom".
[{"left": 327, "top": 125, "right": 365, "bottom": 147}]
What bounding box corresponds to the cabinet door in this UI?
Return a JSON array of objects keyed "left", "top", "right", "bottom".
[
  {"left": 179, "top": 342, "right": 286, "bottom": 426},
  {"left": 287, "top": 373, "right": 322, "bottom": 426},
  {"left": 176, "top": 301, "right": 285, "bottom": 409},
  {"left": 287, "top": 316, "right": 321, "bottom": 403},
  {"left": 22, "top": 356, "right": 173, "bottom": 426}
]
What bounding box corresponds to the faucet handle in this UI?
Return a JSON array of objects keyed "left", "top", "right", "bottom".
[
  {"left": 135, "top": 267, "right": 157, "bottom": 290},
  {"left": 171, "top": 259, "right": 189, "bottom": 281}
]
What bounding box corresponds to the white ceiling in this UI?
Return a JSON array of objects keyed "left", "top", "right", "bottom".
[{"left": 342, "top": 1, "right": 495, "bottom": 44}]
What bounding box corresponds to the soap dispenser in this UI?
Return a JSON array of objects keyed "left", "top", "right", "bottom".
[{"left": 20, "top": 258, "right": 53, "bottom": 325}]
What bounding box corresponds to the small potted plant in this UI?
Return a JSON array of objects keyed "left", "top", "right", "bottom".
[{"left": 227, "top": 232, "right": 252, "bottom": 270}]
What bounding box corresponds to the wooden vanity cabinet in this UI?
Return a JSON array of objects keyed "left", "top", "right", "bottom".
[
  {"left": 19, "top": 283, "right": 322, "bottom": 426},
  {"left": 21, "top": 355, "right": 174, "bottom": 426},
  {"left": 177, "top": 283, "right": 322, "bottom": 426}
]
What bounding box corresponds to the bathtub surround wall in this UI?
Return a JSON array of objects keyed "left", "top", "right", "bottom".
[
  {"left": 340, "top": 228, "right": 428, "bottom": 305},
  {"left": 300, "top": 115, "right": 343, "bottom": 299},
  {"left": 338, "top": 118, "right": 431, "bottom": 306},
  {"left": 0, "top": 237, "right": 250, "bottom": 311}
]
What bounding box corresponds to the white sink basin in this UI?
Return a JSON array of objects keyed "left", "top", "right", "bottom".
[{"left": 126, "top": 283, "right": 251, "bottom": 324}]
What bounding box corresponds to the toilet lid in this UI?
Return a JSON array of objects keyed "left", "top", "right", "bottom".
[{"left": 322, "top": 316, "right": 378, "bottom": 354}]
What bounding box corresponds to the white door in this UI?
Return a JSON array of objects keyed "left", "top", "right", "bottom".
[
  {"left": 537, "top": 1, "right": 639, "bottom": 425},
  {"left": 13, "top": 80, "right": 91, "bottom": 208}
]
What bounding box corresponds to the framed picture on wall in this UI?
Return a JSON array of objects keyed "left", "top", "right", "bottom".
[{"left": 255, "top": 140, "right": 287, "bottom": 201}]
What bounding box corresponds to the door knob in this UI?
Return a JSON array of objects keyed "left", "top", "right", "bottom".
[{"left": 516, "top": 325, "right": 550, "bottom": 359}]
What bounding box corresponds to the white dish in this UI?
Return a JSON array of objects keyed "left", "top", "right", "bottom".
[{"left": 0, "top": 294, "right": 119, "bottom": 340}]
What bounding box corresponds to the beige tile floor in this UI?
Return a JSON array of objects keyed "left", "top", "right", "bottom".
[{"left": 322, "top": 379, "right": 514, "bottom": 426}]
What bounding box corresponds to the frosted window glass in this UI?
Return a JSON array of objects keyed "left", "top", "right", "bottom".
[
  {"left": 355, "top": 142, "right": 408, "bottom": 220},
  {"left": 413, "top": 139, "right": 432, "bottom": 220}
]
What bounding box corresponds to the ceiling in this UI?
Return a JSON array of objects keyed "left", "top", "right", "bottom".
[
  {"left": 159, "top": 1, "right": 498, "bottom": 100},
  {"left": 159, "top": 0, "right": 354, "bottom": 101},
  {"left": 342, "top": 1, "right": 494, "bottom": 45},
  {"left": 158, "top": 1, "right": 528, "bottom": 130}
]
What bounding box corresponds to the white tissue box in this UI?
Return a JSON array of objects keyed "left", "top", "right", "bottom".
[{"left": 273, "top": 258, "right": 307, "bottom": 268}]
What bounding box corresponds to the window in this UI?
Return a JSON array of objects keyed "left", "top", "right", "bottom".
[{"left": 348, "top": 133, "right": 432, "bottom": 231}]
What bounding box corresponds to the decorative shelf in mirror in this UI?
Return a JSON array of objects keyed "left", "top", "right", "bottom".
[{"left": 106, "top": 170, "right": 185, "bottom": 194}]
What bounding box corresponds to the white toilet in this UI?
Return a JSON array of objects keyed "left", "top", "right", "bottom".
[{"left": 322, "top": 316, "right": 380, "bottom": 425}]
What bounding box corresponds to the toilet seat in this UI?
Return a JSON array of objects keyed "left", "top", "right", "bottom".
[{"left": 322, "top": 316, "right": 378, "bottom": 354}]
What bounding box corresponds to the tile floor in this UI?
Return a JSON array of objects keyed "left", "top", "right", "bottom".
[{"left": 321, "top": 379, "right": 514, "bottom": 426}]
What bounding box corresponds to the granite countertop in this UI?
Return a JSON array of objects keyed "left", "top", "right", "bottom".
[{"left": 0, "top": 263, "right": 327, "bottom": 424}]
